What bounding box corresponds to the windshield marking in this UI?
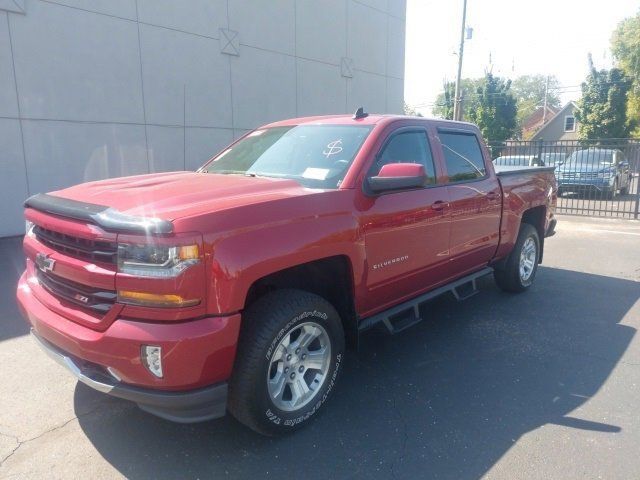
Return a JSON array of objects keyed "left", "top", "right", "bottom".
[{"left": 322, "top": 139, "right": 343, "bottom": 158}]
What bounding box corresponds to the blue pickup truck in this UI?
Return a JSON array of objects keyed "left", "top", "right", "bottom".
[{"left": 557, "top": 148, "right": 631, "bottom": 199}]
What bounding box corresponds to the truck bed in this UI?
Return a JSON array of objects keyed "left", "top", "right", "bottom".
[{"left": 494, "top": 165, "right": 557, "bottom": 176}]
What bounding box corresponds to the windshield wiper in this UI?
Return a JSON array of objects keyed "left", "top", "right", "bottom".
[
  {"left": 205, "top": 169, "right": 247, "bottom": 175},
  {"left": 245, "top": 172, "right": 290, "bottom": 179}
]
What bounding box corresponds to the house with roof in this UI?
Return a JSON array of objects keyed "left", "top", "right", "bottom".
[
  {"left": 521, "top": 105, "right": 559, "bottom": 140},
  {"left": 527, "top": 102, "right": 580, "bottom": 141}
]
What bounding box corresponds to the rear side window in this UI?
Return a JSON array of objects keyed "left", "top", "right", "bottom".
[
  {"left": 371, "top": 131, "right": 436, "bottom": 185},
  {"left": 439, "top": 132, "right": 486, "bottom": 182}
]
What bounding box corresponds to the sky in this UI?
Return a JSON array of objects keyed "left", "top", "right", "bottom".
[{"left": 404, "top": 0, "right": 639, "bottom": 115}]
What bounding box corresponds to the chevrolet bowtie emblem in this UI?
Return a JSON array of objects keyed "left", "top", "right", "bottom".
[{"left": 35, "top": 253, "right": 56, "bottom": 273}]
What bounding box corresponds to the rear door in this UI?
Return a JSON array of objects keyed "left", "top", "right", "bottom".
[{"left": 436, "top": 128, "right": 502, "bottom": 275}]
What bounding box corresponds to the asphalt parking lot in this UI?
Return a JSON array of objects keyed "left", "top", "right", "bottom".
[{"left": 1, "top": 215, "right": 639, "bottom": 479}]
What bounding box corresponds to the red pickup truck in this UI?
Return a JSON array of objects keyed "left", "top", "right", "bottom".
[{"left": 17, "top": 112, "right": 557, "bottom": 435}]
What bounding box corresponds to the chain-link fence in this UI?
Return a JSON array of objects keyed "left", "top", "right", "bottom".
[{"left": 488, "top": 139, "right": 640, "bottom": 219}]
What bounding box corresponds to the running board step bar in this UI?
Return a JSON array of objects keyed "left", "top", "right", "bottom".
[{"left": 358, "top": 267, "right": 493, "bottom": 335}]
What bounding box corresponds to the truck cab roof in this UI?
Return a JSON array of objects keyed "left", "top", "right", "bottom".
[{"left": 262, "top": 114, "right": 478, "bottom": 131}]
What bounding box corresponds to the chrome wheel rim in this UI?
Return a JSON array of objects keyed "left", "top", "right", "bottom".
[
  {"left": 519, "top": 237, "right": 537, "bottom": 282},
  {"left": 267, "top": 322, "right": 331, "bottom": 412}
]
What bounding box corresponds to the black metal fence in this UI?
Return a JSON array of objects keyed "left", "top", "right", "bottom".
[{"left": 487, "top": 139, "right": 640, "bottom": 219}]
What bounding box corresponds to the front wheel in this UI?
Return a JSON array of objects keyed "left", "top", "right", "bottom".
[
  {"left": 494, "top": 223, "right": 540, "bottom": 293},
  {"left": 606, "top": 179, "right": 618, "bottom": 199},
  {"left": 620, "top": 183, "right": 629, "bottom": 195},
  {"left": 228, "top": 289, "right": 345, "bottom": 435}
]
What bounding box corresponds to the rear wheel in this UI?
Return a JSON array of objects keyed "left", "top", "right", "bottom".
[
  {"left": 494, "top": 223, "right": 540, "bottom": 293},
  {"left": 228, "top": 289, "right": 345, "bottom": 435}
]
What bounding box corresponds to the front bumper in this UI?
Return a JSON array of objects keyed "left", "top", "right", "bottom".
[
  {"left": 17, "top": 271, "right": 242, "bottom": 423},
  {"left": 31, "top": 330, "right": 227, "bottom": 422},
  {"left": 558, "top": 178, "right": 614, "bottom": 192}
]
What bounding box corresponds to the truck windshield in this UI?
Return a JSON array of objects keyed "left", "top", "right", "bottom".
[{"left": 200, "top": 125, "right": 372, "bottom": 188}]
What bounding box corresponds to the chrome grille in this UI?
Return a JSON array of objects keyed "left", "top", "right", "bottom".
[{"left": 33, "top": 225, "right": 117, "bottom": 264}]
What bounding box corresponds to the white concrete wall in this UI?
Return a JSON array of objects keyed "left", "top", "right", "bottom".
[{"left": 0, "top": 0, "right": 406, "bottom": 236}]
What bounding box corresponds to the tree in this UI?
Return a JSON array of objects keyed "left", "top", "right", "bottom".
[
  {"left": 467, "top": 73, "right": 517, "bottom": 143},
  {"left": 611, "top": 11, "right": 640, "bottom": 135},
  {"left": 403, "top": 102, "right": 423, "bottom": 117},
  {"left": 432, "top": 78, "right": 483, "bottom": 120},
  {"left": 511, "top": 75, "right": 562, "bottom": 136},
  {"left": 575, "top": 55, "right": 631, "bottom": 140}
]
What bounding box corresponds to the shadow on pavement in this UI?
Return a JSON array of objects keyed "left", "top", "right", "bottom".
[
  {"left": 0, "top": 236, "right": 28, "bottom": 342},
  {"left": 75, "top": 266, "right": 639, "bottom": 479}
]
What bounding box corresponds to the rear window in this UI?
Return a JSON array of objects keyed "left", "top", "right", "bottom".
[{"left": 439, "top": 132, "right": 486, "bottom": 182}]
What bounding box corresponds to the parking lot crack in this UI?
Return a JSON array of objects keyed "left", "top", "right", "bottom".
[{"left": 0, "top": 405, "right": 103, "bottom": 469}]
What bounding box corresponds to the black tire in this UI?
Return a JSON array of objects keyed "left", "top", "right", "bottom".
[
  {"left": 228, "top": 289, "right": 345, "bottom": 435},
  {"left": 494, "top": 223, "right": 540, "bottom": 293}
]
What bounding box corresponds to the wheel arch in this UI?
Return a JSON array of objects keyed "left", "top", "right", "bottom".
[
  {"left": 244, "top": 255, "right": 358, "bottom": 349},
  {"left": 520, "top": 205, "right": 546, "bottom": 262}
]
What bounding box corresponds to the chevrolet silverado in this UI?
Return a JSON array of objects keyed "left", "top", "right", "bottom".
[{"left": 17, "top": 111, "right": 557, "bottom": 435}]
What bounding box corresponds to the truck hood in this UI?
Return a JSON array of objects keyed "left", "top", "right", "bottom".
[
  {"left": 558, "top": 164, "right": 615, "bottom": 175},
  {"left": 51, "top": 171, "right": 322, "bottom": 221}
]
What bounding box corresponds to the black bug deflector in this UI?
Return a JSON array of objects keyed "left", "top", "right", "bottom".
[{"left": 24, "top": 193, "right": 173, "bottom": 235}]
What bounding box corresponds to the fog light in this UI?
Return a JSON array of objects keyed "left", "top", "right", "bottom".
[{"left": 141, "top": 345, "right": 163, "bottom": 378}]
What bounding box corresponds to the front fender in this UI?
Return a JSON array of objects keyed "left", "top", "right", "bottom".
[{"left": 204, "top": 213, "right": 364, "bottom": 315}]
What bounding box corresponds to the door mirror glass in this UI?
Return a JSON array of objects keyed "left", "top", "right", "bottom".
[{"left": 367, "top": 163, "right": 427, "bottom": 193}]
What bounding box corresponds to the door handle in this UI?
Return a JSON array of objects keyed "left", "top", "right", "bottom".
[
  {"left": 486, "top": 191, "right": 500, "bottom": 201},
  {"left": 431, "top": 200, "right": 448, "bottom": 211}
]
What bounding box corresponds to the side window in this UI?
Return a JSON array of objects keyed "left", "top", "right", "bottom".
[
  {"left": 439, "top": 132, "right": 486, "bottom": 182},
  {"left": 372, "top": 131, "right": 436, "bottom": 185}
]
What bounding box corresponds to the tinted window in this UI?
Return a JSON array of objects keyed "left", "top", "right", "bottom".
[
  {"left": 439, "top": 132, "right": 486, "bottom": 182},
  {"left": 371, "top": 131, "right": 436, "bottom": 184}
]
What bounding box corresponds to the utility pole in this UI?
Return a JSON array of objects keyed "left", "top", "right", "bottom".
[
  {"left": 453, "top": 0, "right": 468, "bottom": 121},
  {"left": 541, "top": 75, "right": 550, "bottom": 125}
]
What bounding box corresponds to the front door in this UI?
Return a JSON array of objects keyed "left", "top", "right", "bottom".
[{"left": 359, "top": 128, "right": 451, "bottom": 315}]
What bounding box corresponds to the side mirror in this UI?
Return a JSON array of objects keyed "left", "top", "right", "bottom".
[{"left": 367, "top": 163, "right": 427, "bottom": 193}]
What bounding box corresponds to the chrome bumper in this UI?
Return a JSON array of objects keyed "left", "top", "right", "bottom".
[
  {"left": 30, "top": 329, "right": 228, "bottom": 423},
  {"left": 31, "top": 329, "right": 116, "bottom": 393}
]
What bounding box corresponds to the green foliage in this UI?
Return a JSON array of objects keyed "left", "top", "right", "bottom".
[
  {"left": 467, "top": 73, "right": 518, "bottom": 143},
  {"left": 575, "top": 56, "right": 631, "bottom": 139},
  {"left": 432, "top": 78, "right": 483, "bottom": 120},
  {"left": 403, "top": 102, "right": 423, "bottom": 117},
  {"left": 511, "top": 75, "right": 562, "bottom": 136},
  {"left": 611, "top": 11, "right": 640, "bottom": 135}
]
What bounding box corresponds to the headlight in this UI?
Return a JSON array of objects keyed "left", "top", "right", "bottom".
[
  {"left": 117, "top": 243, "right": 199, "bottom": 278},
  {"left": 25, "top": 220, "right": 35, "bottom": 238}
]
